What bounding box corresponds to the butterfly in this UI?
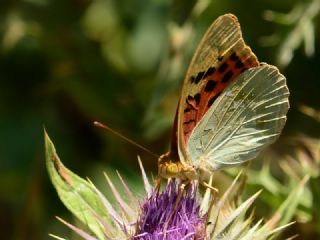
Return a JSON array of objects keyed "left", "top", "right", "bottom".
[{"left": 158, "top": 14, "right": 289, "bottom": 184}]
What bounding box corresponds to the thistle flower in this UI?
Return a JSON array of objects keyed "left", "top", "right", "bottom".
[
  {"left": 133, "top": 180, "right": 205, "bottom": 240},
  {"left": 45, "top": 132, "right": 303, "bottom": 240}
]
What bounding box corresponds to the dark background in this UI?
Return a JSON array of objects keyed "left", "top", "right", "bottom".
[{"left": 1, "top": 0, "right": 319, "bottom": 239}]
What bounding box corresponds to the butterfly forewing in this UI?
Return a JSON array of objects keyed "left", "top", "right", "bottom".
[
  {"left": 176, "top": 14, "right": 259, "bottom": 163},
  {"left": 187, "top": 65, "right": 289, "bottom": 171}
]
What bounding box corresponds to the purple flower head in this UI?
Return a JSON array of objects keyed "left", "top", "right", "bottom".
[{"left": 133, "top": 180, "right": 206, "bottom": 240}]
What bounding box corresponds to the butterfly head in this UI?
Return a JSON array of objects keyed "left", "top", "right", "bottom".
[{"left": 158, "top": 152, "right": 197, "bottom": 181}]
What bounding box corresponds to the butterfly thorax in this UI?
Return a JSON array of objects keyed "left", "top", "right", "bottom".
[{"left": 158, "top": 152, "right": 198, "bottom": 181}]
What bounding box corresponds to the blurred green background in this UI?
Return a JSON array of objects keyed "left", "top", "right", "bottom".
[{"left": 1, "top": 0, "right": 320, "bottom": 239}]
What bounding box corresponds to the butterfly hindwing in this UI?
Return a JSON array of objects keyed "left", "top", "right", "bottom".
[
  {"left": 186, "top": 64, "right": 289, "bottom": 171},
  {"left": 176, "top": 14, "right": 259, "bottom": 163}
]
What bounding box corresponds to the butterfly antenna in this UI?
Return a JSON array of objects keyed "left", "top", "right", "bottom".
[{"left": 93, "top": 121, "right": 159, "bottom": 159}]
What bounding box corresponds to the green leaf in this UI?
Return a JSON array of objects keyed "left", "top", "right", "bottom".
[
  {"left": 258, "top": 175, "right": 309, "bottom": 238},
  {"left": 277, "top": 175, "right": 309, "bottom": 227},
  {"left": 44, "top": 130, "right": 109, "bottom": 240}
]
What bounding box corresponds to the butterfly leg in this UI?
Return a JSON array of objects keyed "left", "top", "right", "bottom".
[
  {"left": 202, "top": 181, "right": 219, "bottom": 235},
  {"left": 155, "top": 176, "right": 162, "bottom": 193},
  {"left": 154, "top": 176, "right": 162, "bottom": 205},
  {"left": 202, "top": 181, "right": 218, "bottom": 193},
  {"left": 163, "top": 180, "right": 189, "bottom": 240}
]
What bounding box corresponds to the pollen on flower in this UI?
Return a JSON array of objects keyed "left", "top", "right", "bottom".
[{"left": 132, "top": 180, "right": 206, "bottom": 240}]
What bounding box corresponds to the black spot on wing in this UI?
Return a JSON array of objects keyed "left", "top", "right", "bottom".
[
  {"left": 222, "top": 70, "right": 233, "bottom": 83},
  {"left": 207, "top": 94, "right": 221, "bottom": 108},
  {"left": 186, "top": 94, "right": 201, "bottom": 106},
  {"left": 204, "top": 67, "right": 216, "bottom": 78},
  {"left": 204, "top": 80, "right": 217, "bottom": 92},
  {"left": 184, "top": 108, "right": 191, "bottom": 113},
  {"left": 194, "top": 71, "right": 205, "bottom": 84},
  {"left": 235, "top": 59, "right": 244, "bottom": 69},
  {"left": 229, "top": 52, "right": 239, "bottom": 61},
  {"left": 218, "top": 62, "right": 228, "bottom": 73},
  {"left": 194, "top": 93, "right": 201, "bottom": 105},
  {"left": 190, "top": 66, "right": 218, "bottom": 84}
]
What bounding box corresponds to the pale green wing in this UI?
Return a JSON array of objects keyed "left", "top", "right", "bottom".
[{"left": 187, "top": 64, "right": 289, "bottom": 171}]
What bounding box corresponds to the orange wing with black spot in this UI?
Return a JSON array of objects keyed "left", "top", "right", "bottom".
[{"left": 174, "top": 14, "right": 259, "bottom": 164}]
